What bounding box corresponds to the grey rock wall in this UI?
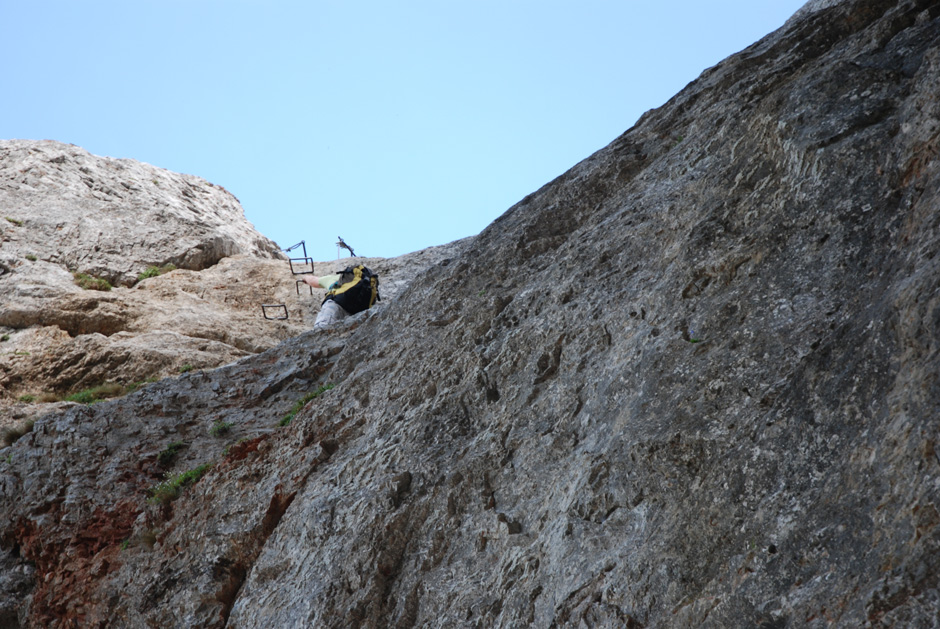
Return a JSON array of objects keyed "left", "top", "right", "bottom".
[{"left": 1, "top": 0, "right": 939, "bottom": 627}]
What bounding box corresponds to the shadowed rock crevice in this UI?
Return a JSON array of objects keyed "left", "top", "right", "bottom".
[
  {"left": 167, "top": 234, "right": 242, "bottom": 274},
  {"left": 214, "top": 488, "right": 297, "bottom": 627}
]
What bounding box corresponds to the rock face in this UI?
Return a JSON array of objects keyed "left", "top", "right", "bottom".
[
  {"left": 0, "top": 139, "right": 291, "bottom": 419},
  {"left": 0, "top": 139, "right": 467, "bottom": 425},
  {"left": 0, "top": 139, "right": 282, "bottom": 285},
  {"left": 2, "top": 0, "right": 940, "bottom": 627}
]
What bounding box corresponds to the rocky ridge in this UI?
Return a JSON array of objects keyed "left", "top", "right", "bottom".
[{"left": 2, "top": 0, "right": 940, "bottom": 627}]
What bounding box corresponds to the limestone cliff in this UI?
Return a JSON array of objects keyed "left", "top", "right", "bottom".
[
  {"left": 0, "top": 139, "right": 466, "bottom": 427},
  {"left": 2, "top": 0, "right": 940, "bottom": 627}
]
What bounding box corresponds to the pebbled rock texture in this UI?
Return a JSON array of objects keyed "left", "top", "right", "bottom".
[{"left": 2, "top": 0, "right": 940, "bottom": 627}]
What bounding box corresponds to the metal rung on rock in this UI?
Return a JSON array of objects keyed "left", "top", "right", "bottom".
[
  {"left": 262, "top": 304, "right": 288, "bottom": 320},
  {"left": 289, "top": 257, "right": 314, "bottom": 275},
  {"left": 296, "top": 280, "right": 313, "bottom": 296}
]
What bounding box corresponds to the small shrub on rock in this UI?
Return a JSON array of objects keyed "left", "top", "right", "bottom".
[
  {"left": 73, "top": 272, "right": 112, "bottom": 291},
  {"left": 209, "top": 420, "right": 232, "bottom": 437},
  {"left": 148, "top": 463, "right": 213, "bottom": 505},
  {"left": 136, "top": 264, "right": 176, "bottom": 282},
  {"left": 65, "top": 390, "right": 96, "bottom": 404}
]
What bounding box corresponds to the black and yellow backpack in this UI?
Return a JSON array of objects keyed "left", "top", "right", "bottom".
[{"left": 324, "top": 265, "right": 380, "bottom": 315}]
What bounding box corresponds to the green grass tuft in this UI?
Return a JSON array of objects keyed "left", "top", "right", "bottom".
[
  {"left": 4, "top": 217, "right": 23, "bottom": 226},
  {"left": 73, "top": 272, "right": 112, "bottom": 291},
  {"left": 148, "top": 463, "right": 213, "bottom": 505},
  {"left": 64, "top": 382, "right": 126, "bottom": 404},
  {"left": 209, "top": 420, "right": 232, "bottom": 437},
  {"left": 279, "top": 384, "right": 334, "bottom": 426},
  {"left": 65, "top": 390, "right": 95, "bottom": 404},
  {"left": 52, "top": 379, "right": 157, "bottom": 404},
  {"left": 136, "top": 264, "right": 177, "bottom": 282}
]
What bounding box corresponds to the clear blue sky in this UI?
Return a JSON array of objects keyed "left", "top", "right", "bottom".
[{"left": 2, "top": 1, "right": 807, "bottom": 261}]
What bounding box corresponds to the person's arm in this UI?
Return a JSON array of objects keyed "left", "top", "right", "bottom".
[{"left": 302, "top": 274, "right": 340, "bottom": 289}]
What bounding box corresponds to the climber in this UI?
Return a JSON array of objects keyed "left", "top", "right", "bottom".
[
  {"left": 302, "top": 273, "right": 344, "bottom": 328},
  {"left": 302, "top": 265, "right": 380, "bottom": 329}
]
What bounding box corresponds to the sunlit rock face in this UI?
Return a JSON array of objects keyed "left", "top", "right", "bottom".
[
  {"left": 0, "top": 138, "right": 466, "bottom": 425},
  {"left": 2, "top": 0, "right": 940, "bottom": 627},
  {"left": 0, "top": 139, "right": 293, "bottom": 418},
  {"left": 0, "top": 139, "right": 284, "bottom": 284}
]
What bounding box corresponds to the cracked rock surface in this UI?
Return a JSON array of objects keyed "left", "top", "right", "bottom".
[{"left": 2, "top": 0, "right": 940, "bottom": 627}]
